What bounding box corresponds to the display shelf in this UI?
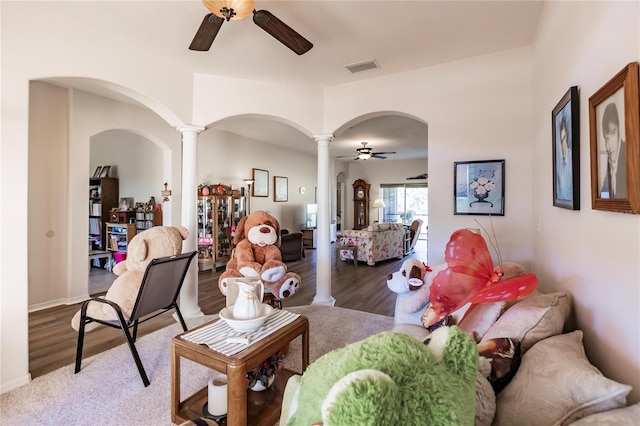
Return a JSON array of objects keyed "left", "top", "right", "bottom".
[
  {"left": 173, "top": 369, "right": 294, "bottom": 426},
  {"left": 106, "top": 223, "right": 136, "bottom": 253},
  {"left": 197, "top": 186, "right": 246, "bottom": 270},
  {"left": 136, "top": 208, "right": 163, "bottom": 233},
  {"left": 89, "top": 177, "right": 118, "bottom": 251}
]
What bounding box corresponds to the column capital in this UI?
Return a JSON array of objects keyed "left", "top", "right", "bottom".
[
  {"left": 176, "top": 124, "right": 205, "bottom": 134},
  {"left": 313, "top": 134, "right": 334, "bottom": 143}
]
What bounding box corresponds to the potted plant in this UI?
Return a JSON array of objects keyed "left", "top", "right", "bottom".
[{"left": 246, "top": 351, "right": 285, "bottom": 391}]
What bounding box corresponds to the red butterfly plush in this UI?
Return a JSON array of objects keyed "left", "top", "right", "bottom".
[{"left": 422, "top": 229, "right": 538, "bottom": 327}]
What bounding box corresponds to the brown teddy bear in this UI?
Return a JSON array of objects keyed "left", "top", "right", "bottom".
[
  {"left": 71, "top": 225, "right": 189, "bottom": 332},
  {"left": 218, "top": 210, "right": 300, "bottom": 300}
]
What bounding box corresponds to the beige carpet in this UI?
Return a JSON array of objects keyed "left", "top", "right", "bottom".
[{"left": 0, "top": 305, "right": 393, "bottom": 425}]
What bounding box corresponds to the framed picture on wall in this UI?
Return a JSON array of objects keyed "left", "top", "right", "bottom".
[
  {"left": 99, "top": 166, "right": 110, "bottom": 178},
  {"left": 589, "top": 62, "right": 640, "bottom": 214},
  {"left": 552, "top": 86, "right": 580, "bottom": 210},
  {"left": 454, "top": 159, "right": 505, "bottom": 216},
  {"left": 274, "top": 176, "right": 288, "bottom": 202},
  {"left": 252, "top": 168, "right": 268, "bottom": 197}
]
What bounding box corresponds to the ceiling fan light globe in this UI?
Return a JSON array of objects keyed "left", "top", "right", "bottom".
[
  {"left": 359, "top": 153, "right": 372, "bottom": 160},
  {"left": 203, "top": 0, "right": 254, "bottom": 20}
]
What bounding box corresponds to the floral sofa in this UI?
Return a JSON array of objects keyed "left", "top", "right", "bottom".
[
  {"left": 338, "top": 222, "right": 405, "bottom": 266},
  {"left": 280, "top": 291, "right": 639, "bottom": 425}
]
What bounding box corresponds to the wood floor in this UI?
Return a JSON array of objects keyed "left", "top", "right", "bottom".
[{"left": 28, "top": 240, "right": 427, "bottom": 380}]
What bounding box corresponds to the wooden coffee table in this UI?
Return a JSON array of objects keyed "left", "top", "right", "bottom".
[{"left": 171, "top": 315, "right": 309, "bottom": 425}]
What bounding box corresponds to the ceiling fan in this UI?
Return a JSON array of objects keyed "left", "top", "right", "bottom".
[
  {"left": 189, "top": 0, "right": 313, "bottom": 55},
  {"left": 336, "top": 142, "right": 396, "bottom": 161}
]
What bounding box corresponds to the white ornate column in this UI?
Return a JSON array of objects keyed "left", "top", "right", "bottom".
[
  {"left": 177, "top": 125, "right": 205, "bottom": 318},
  {"left": 312, "top": 134, "right": 336, "bottom": 306}
]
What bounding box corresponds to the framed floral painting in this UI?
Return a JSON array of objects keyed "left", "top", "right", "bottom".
[{"left": 454, "top": 160, "right": 505, "bottom": 216}]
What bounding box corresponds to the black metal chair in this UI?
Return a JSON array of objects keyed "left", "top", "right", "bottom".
[{"left": 75, "top": 251, "right": 197, "bottom": 387}]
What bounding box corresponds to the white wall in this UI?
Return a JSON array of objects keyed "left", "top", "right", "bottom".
[
  {"left": 340, "top": 158, "right": 428, "bottom": 231},
  {"left": 324, "top": 48, "right": 535, "bottom": 267},
  {"left": 197, "top": 129, "right": 318, "bottom": 232},
  {"left": 67, "top": 90, "right": 182, "bottom": 307},
  {"left": 193, "top": 74, "right": 324, "bottom": 133},
  {"left": 531, "top": 1, "right": 640, "bottom": 403},
  {"left": 90, "top": 130, "right": 164, "bottom": 206},
  {"left": 24, "top": 85, "right": 182, "bottom": 313},
  {"left": 28, "top": 82, "right": 70, "bottom": 308},
  {"left": 2, "top": 0, "right": 639, "bottom": 405}
]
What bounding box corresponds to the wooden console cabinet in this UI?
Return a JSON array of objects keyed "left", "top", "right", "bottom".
[{"left": 301, "top": 228, "right": 317, "bottom": 249}]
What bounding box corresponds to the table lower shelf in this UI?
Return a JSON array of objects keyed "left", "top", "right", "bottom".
[{"left": 175, "top": 368, "right": 296, "bottom": 426}]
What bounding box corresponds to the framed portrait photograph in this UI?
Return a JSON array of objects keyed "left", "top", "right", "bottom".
[
  {"left": 589, "top": 62, "right": 640, "bottom": 214},
  {"left": 92, "top": 166, "right": 102, "bottom": 178},
  {"left": 252, "top": 168, "right": 269, "bottom": 197},
  {"left": 99, "top": 165, "right": 110, "bottom": 178},
  {"left": 454, "top": 160, "right": 505, "bottom": 216},
  {"left": 552, "top": 86, "right": 580, "bottom": 210},
  {"left": 274, "top": 176, "right": 288, "bottom": 202}
]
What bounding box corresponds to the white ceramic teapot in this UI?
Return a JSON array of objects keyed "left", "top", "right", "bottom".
[{"left": 232, "top": 278, "right": 264, "bottom": 320}]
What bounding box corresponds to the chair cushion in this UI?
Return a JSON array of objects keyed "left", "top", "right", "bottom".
[{"left": 280, "top": 232, "right": 303, "bottom": 262}]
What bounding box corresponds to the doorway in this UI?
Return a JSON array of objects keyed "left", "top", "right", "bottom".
[{"left": 380, "top": 183, "right": 428, "bottom": 239}]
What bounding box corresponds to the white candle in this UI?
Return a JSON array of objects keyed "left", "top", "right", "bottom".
[{"left": 207, "top": 373, "right": 227, "bottom": 416}]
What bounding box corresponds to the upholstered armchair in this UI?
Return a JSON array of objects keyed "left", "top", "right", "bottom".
[
  {"left": 405, "top": 219, "right": 424, "bottom": 254},
  {"left": 338, "top": 223, "right": 405, "bottom": 266},
  {"left": 280, "top": 230, "right": 305, "bottom": 262}
]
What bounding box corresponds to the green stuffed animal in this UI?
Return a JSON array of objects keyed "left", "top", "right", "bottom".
[{"left": 287, "top": 326, "right": 478, "bottom": 425}]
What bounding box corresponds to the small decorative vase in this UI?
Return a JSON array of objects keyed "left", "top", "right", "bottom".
[
  {"left": 474, "top": 191, "right": 489, "bottom": 201},
  {"left": 202, "top": 187, "right": 210, "bottom": 196},
  {"left": 249, "top": 374, "right": 275, "bottom": 392}
]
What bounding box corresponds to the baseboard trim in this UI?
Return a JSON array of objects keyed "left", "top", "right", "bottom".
[
  {"left": 28, "top": 294, "right": 89, "bottom": 312},
  {"left": 1, "top": 372, "right": 31, "bottom": 395}
]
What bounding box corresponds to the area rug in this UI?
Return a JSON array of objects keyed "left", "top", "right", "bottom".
[{"left": 1, "top": 305, "right": 394, "bottom": 425}]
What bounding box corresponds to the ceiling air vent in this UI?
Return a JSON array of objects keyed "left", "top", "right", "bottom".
[{"left": 345, "top": 59, "right": 379, "bottom": 74}]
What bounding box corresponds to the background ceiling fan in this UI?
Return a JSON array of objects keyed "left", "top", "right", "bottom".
[
  {"left": 189, "top": 0, "right": 313, "bottom": 55},
  {"left": 336, "top": 142, "right": 397, "bottom": 161}
]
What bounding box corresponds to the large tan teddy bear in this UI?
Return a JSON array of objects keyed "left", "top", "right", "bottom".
[
  {"left": 218, "top": 210, "right": 300, "bottom": 300},
  {"left": 71, "top": 225, "right": 189, "bottom": 332}
]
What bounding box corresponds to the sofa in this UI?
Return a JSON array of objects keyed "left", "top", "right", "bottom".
[
  {"left": 279, "top": 293, "right": 639, "bottom": 425},
  {"left": 279, "top": 230, "right": 304, "bottom": 262},
  {"left": 338, "top": 222, "right": 405, "bottom": 266}
]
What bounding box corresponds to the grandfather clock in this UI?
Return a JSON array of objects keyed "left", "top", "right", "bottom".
[{"left": 353, "top": 179, "right": 370, "bottom": 230}]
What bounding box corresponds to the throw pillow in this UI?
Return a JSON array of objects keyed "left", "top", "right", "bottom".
[
  {"left": 458, "top": 302, "right": 506, "bottom": 342},
  {"left": 493, "top": 331, "right": 632, "bottom": 426},
  {"left": 481, "top": 291, "right": 571, "bottom": 353},
  {"left": 477, "top": 337, "right": 521, "bottom": 393}
]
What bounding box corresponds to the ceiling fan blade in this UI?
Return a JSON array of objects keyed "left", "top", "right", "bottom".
[
  {"left": 189, "top": 13, "right": 225, "bottom": 51},
  {"left": 253, "top": 10, "right": 313, "bottom": 55},
  {"left": 372, "top": 155, "right": 387, "bottom": 159},
  {"left": 372, "top": 151, "right": 396, "bottom": 155}
]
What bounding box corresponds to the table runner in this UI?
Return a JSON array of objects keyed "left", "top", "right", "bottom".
[{"left": 181, "top": 309, "right": 300, "bottom": 356}]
